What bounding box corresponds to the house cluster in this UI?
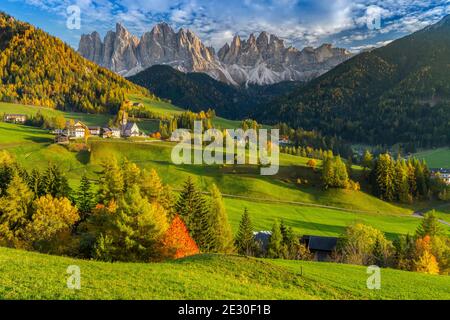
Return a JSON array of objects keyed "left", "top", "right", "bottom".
[
  {"left": 3, "top": 114, "right": 27, "bottom": 124},
  {"left": 430, "top": 168, "right": 450, "bottom": 185},
  {"left": 54, "top": 112, "right": 141, "bottom": 144},
  {"left": 254, "top": 231, "right": 338, "bottom": 262}
]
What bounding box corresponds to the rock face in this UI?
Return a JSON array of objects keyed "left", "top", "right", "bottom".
[
  {"left": 217, "top": 34, "right": 352, "bottom": 85},
  {"left": 78, "top": 23, "right": 352, "bottom": 86}
]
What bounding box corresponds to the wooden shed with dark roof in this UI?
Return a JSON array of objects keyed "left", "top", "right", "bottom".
[{"left": 301, "top": 235, "right": 338, "bottom": 262}]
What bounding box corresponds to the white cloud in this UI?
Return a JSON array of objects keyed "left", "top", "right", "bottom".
[{"left": 7, "top": 0, "right": 450, "bottom": 50}]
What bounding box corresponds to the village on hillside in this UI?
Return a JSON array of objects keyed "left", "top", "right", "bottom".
[{"left": 2, "top": 102, "right": 146, "bottom": 145}]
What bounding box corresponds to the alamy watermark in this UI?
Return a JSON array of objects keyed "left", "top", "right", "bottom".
[
  {"left": 170, "top": 121, "right": 279, "bottom": 175},
  {"left": 66, "top": 5, "right": 81, "bottom": 30},
  {"left": 67, "top": 265, "right": 81, "bottom": 290},
  {"left": 366, "top": 6, "right": 383, "bottom": 30},
  {"left": 366, "top": 265, "right": 381, "bottom": 290}
]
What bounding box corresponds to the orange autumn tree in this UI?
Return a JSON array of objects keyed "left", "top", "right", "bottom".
[
  {"left": 162, "top": 215, "right": 199, "bottom": 259},
  {"left": 414, "top": 235, "right": 440, "bottom": 275}
]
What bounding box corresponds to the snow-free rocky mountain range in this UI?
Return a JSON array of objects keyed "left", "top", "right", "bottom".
[{"left": 78, "top": 22, "right": 352, "bottom": 86}]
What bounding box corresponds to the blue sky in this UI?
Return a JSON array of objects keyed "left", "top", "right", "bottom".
[{"left": 3, "top": 0, "right": 450, "bottom": 52}]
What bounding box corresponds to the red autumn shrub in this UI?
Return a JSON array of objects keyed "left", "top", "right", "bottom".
[{"left": 162, "top": 215, "right": 199, "bottom": 259}]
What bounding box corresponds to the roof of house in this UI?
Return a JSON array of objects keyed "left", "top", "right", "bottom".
[
  {"left": 431, "top": 168, "right": 450, "bottom": 174},
  {"left": 4, "top": 114, "right": 27, "bottom": 117},
  {"left": 123, "top": 122, "right": 139, "bottom": 131},
  {"left": 254, "top": 231, "right": 272, "bottom": 248},
  {"left": 305, "top": 236, "right": 338, "bottom": 251}
]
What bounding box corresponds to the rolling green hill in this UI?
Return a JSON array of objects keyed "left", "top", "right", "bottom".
[
  {"left": 3, "top": 116, "right": 448, "bottom": 239},
  {"left": 0, "top": 247, "right": 448, "bottom": 300},
  {"left": 413, "top": 148, "right": 450, "bottom": 168},
  {"left": 257, "top": 15, "right": 450, "bottom": 148},
  {"left": 2, "top": 100, "right": 449, "bottom": 240},
  {"left": 127, "top": 95, "right": 242, "bottom": 129},
  {"left": 127, "top": 65, "right": 300, "bottom": 119}
]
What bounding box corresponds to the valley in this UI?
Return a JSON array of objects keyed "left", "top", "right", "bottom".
[
  {"left": 1, "top": 100, "right": 448, "bottom": 242},
  {"left": 0, "top": 9, "right": 449, "bottom": 302}
]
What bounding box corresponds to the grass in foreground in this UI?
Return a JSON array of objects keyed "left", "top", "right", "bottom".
[{"left": 0, "top": 247, "right": 448, "bottom": 300}]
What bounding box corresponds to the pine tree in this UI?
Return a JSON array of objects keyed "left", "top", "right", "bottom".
[
  {"left": 373, "top": 237, "right": 386, "bottom": 267},
  {"left": 160, "top": 184, "right": 177, "bottom": 221},
  {"left": 28, "top": 169, "right": 45, "bottom": 198},
  {"left": 76, "top": 175, "right": 95, "bottom": 222},
  {"left": 376, "top": 154, "right": 396, "bottom": 201},
  {"left": 394, "top": 160, "right": 411, "bottom": 203},
  {"left": 0, "top": 174, "right": 34, "bottom": 247},
  {"left": 105, "top": 185, "right": 169, "bottom": 262},
  {"left": 362, "top": 149, "right": 373, "bottom": 172},
  {"left": 175, "top": 177, "right": 211, "bottom": 251},
  {"left": 208, "top": 184, "right": 234, "bottom": 253},
  {"left": 140, "top": 168, "right": 164, "bottom": 202},
  {"left": 42, "top": 164, "right": 71, "bottom": 199},
  {"left": 267, "top": 220, "right": 283, "bottom": 258},
  {"left": 0, "top": 152, "right": 16, "bottom": 197},
  {"left": 322, "top": 156, "right": 349, "bottom": 189},
  {"left": 234, "top": 209, "right": 257, "bottom": 256},
  {"left": 121, "top": 159, "right": 141, "bottom": 190},
  {"left": 416, "top": 210, "right": 444, "bottom": 238},
  {"left": 98, "top": 158, "right": 124, "bottom": 204},
  {"left": 280, "top": 220, "right": 298, "bottom": 259}
]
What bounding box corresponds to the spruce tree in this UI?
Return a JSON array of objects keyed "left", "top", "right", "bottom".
[
  {"left": 267, "top": 220, "right": 283, "bottom": 258},
  {"left": 280, "top": 220, "right": 297, "bottom": 259},
  {"left": 416, "top": 211, "right": 444, "bottom": 238},
  {"left": 175, "top": 177, "right": 211, "bottom": 251},
  {"left": 234, "top": 208, "right": 257, "bottom": 256},
  {"left": 376, "top": 154, "right": 396, "bottom": 201},
  {"left": 394, "top": 160, "right": 411, "bottom": 203},
  {"left": 76, "top": 174, "right": 95, "bottom": 222},
  {"left": 208, "top": 184, "right": 234, "bottom": 253},
  {"left": 28, "top": 169, "right": 45, "bottom": 198},
  {"left": 42, "top": 164, "right": 71, "bottom": 199},
  {"left": 160, "top": 184, "right": 177, "bottom": 221}
]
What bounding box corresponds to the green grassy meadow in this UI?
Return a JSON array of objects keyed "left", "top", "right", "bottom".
[
  {"left": 0, "top": 102, "right": 112, "bottom": 127},
  {"left": 1, "top": 247, "right": 449, "bottom": 300},
  {"left": 1, "top": 102, "right": 450, "bottom": 301},
  {"left": 2, "top": 124, "right": 448, "bottom": 239},
  {"left": 128, "top": 94, "right": 242, "bottom": 129},
  {"left": 413, "top": 148, "right": 450, "bottom": 169}
]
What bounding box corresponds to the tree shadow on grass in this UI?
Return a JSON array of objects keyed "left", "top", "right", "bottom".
[{"left": 76, "top": 150, "right": 90, "bottom": 165}]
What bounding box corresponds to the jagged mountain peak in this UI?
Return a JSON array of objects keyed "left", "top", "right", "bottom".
[{"left": 78, "top": 22, "right": 352, "bottom": 85}]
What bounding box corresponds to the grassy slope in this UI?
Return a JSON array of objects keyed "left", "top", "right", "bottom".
[
  {"left": 128, "top": 94, "right": 242, "bottom": 129},
  {"left": 434, "top": 204, "right": 450, "bottom": 223},
  {"left": 3, "top": 131, "right": 444, "bottom": 238},
  {"left": 0, "top": 247, "right": 448, "bottom": 300},
  {"left": 224, "top": 199, "right": 428, "bottom": 239},
  {"left": 1, "top": 101, "right": 449, "bottom": 239},
  {"left": 413, "top": 148, "right": 450, "bottom": 169},
  {"left": 0, "top": 102, "right": 111, "bottom": 127}
]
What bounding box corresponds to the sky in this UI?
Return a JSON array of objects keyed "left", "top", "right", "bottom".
[{"left": 2, "top": 0, "right": 450, "bottom": 52}]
